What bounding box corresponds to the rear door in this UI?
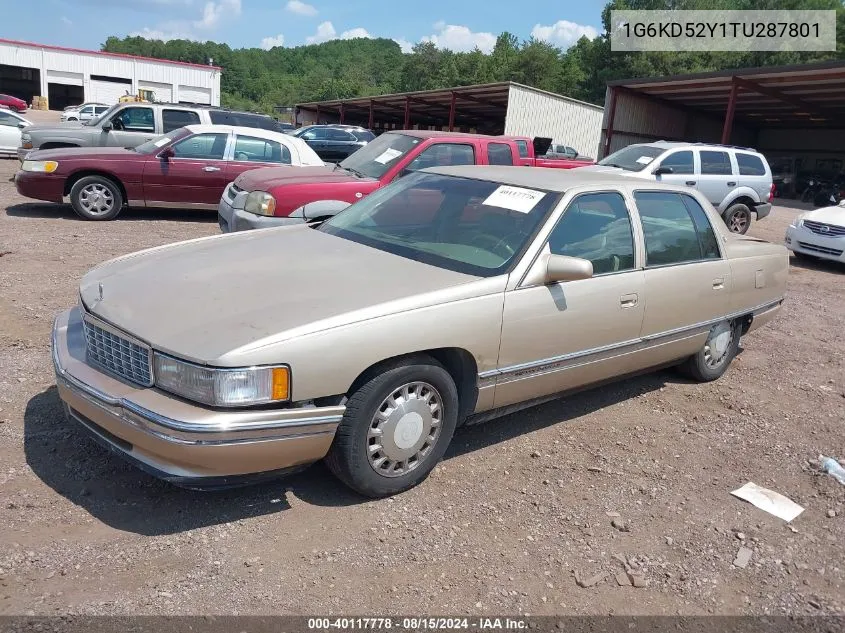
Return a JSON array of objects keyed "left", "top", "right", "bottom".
[
  {"left": 513, "top": 139, "right": 532, "bottom": 166},
  {"left": 142, "top": 131, "right": 231, "bottom": 206},
  {"left": 634, "top": 190, "right": 731, "bottom": 364},
  {"left": 486, "top": 142, "right": 515, "bottom": 166},
  {"left": 695, "top": 150, "right": 734, "bottom": 206},
  {"left": 161, "top": 108, "right": 201, "bottom": 134}
]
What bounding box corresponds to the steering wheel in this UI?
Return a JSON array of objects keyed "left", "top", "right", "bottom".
[{"left": 469, "top": 233, "right": 515, "bottom": 258}]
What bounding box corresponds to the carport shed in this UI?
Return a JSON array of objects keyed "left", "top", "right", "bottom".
[
  {"left": 296, "top": 82, "right": 604, "bottom": 159},
  {"left": 601, "top": 61, "right": 845, "bottom": 189}
]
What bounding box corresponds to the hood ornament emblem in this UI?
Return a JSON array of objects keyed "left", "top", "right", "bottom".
[{"left": 94, "top": 282, "right": 104, "bottom": 306}]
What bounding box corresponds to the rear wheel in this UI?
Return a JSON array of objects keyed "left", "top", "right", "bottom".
[
  {"left": 69, "top": 175, "right": 123, "bottom": 221},
  {"left": 325, "top": 357, "right": 459, "bottom": 498},
  {"left": 723, "top": 204, "right": 752, "bottom": 234},
  {"left": 678, "top": 320, "right": 740, "bottom": 382}
]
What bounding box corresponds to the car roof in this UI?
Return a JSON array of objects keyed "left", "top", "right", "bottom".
[
  {"left": 183, "top": 124, "right": 294, "bottom": 141},
  {"left": 627, "top": 141, "right": 761, "bottom": 154},
  {"left": 422, "top": 165, "right": 675, "bottom": 193}
]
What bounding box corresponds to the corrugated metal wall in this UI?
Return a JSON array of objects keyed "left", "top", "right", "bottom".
[
  {"left": 0, "top": 41, "right": 220, "bottom": 107},
  {"left": 599, "top": 87, "right": 755, "bottom": 157},
  {"left": 504, "top": 85, "right": 604, "bottom": 158}
]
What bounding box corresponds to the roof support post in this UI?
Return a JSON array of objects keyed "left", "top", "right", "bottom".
[
  {"left": 404, "top": 95, "right": 410, "bottom": 129},
  {"left": 339, "top": 103, "right": 345, "bottom": 124},
  {"left": 315, "top": 104, "right": 320, "bottom": 125},
  {"left": 448, "top": 91, "right": 456, "bottom": 131},
  {"left": 602, "top": 86, "right": 618, "bottom": 158},
  {"left": 721, "top": 78, "right": 738, "bottom": 145},
  {"left": 368, "top": 100, "right": 374, "bottom": 129}
]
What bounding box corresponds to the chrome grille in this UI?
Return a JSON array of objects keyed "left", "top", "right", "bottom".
[
  {"left": 82, "top": 317, "right": 153, "bottom": 386},
  {"left": 803, "top": 220, "right": 845, "bottom": 237},
  {"left": 798, "top": 241, "right": 844, "bottom": 257}
]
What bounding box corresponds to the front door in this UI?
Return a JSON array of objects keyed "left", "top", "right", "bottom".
[
  {"left": 142, "top": 131, "right": 231, "bottom": 206},
  {"left": 104, "top": 106, "right": 156, "bottom": 148},
  {"left": 633, "top": 190, "right": 731, "bottom": 365},
  {"left": 652, "top": 149, "right": 698, "bottom": 191},
  {"left": 494, "top": 191, "right": 645, "bottom": 408}
]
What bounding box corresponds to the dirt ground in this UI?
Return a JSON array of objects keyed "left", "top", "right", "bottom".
[{"left": 0, "top": 156, "right": 842, "bottom": 618}]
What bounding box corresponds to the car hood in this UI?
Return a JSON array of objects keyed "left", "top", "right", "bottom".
[
  {"left": 79, "top": 225, "right": 479, "bottom": 365},
  {"left": 799, "top": 205, "right": 845, "bottom": 227},
  {"left": 25, "top": 123, "right": 86, "bottom": 134},
  {"left": 28, "top": 146, "right": 140, "bottom": 161},
  {"left": 234, "top": 165, "right": 374, "bottom": 191}
]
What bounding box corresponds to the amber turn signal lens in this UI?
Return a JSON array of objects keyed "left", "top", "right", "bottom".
[{"left": 271, "top": 367, "right": 290, "bottom": 401}]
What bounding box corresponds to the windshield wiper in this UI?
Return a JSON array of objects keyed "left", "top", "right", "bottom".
[{"left": 342, "top": 166, "right": 366, "bottom": 178}]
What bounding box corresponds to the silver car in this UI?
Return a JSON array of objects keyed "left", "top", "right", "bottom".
[{"left": 61, "top": 103, "right": 109, "bottom": 123}]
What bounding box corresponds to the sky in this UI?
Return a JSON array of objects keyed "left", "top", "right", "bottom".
[{"left": 6, "top": 0, "right": 607, "bottom": 54}]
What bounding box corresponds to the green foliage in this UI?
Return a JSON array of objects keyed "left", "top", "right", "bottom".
[{"left": 101, "top": 0, "right": 845, "bottom": 114}]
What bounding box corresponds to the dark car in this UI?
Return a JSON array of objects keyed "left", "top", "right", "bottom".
[
  {"left": 0, "top": 93, "right": 27, "bottom": 113},
  {"left": 291, "top": 124, "right": 374, "bottom": 161}
]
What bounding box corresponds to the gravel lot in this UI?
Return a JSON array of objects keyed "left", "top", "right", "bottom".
[{"left": 0, "top": 154, "right": 842, "bottom": 618}]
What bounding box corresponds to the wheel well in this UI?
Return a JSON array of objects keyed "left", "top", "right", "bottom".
[
  {"left": 346, "top": 348, "right": 479, "bottom": 423},
  {"left": 64, "top": 171, "right": 127, "bottom": 203},
  {"left": 40, "top": 142, "right": 78, "bottom": 150},
  {"left": 725, "top": 196, "right": 755, "bottom": 215}
]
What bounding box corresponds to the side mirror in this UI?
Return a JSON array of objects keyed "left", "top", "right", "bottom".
[
  {"left": 544, "top": 254, "right": 593, "bottom": 284},
  {"left": 17, "top": 121, "right": 27, "bottom": 129},
  {"left": 158, "top": 146, "right": 174, "bottom": 160},
  {"left": 101, "top": 122, "right": 113, "bottom": 132},
  {"left": 654, "top": 166, "right": 674, "bottom": 176}
]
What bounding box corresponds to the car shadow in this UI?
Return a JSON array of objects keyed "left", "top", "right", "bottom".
[
  {"left": 788, "top": 253, "right": 844, "bottom": 273},
  {"left": 5, "top": 203, "right": 216, "bottom": 224},
  {"left": 24, "top": 366, "right": 687, "bottom": 536}
]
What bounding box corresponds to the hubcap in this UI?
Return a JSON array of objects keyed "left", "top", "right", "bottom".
[
  {"left": 79, "top": 183, "right": 114, "bottom": 215},
  {"left": 367, "top": 381, "right": 443, "bottom": 478},
  {"left": 703, "top": 322, "right": 734, "bottom": 368},
  {"left": 729, "top": 211, "right": 749, "bottom": 233}
]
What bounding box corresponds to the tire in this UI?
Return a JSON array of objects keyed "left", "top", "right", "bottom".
[
  {"left": 69, "top": 175, "right": 124, "bottom": 221},
  {"left": 678, "top": 320, "right": 740, "bottom": 382},
  {"left": 325, "top": 357, "right": 459, "bottom": 498},
  {"left": 723, "top": 204, "right": 752, "bottom": 234}
]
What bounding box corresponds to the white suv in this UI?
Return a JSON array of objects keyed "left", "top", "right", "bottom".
[{"left": 589, "top": 142, "right": 774, "bottom": 234}]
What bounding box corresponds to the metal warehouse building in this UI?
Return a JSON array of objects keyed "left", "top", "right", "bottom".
[
  {"left": 296, "top": 82, "right": 605, "bottom": 159},
  {"left": 0, "top": 38, "right": 221, "bottom": 110},
  {"left": 600, "top": 61, "right": 845, "bottom": 188}
]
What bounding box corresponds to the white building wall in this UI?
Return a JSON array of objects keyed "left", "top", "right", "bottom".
[
  {"left": 504, "top": 84, "right": 604, "bottom": 158},
  {"left": 0, "top": 40, "right": 220, "bottom": 107}
]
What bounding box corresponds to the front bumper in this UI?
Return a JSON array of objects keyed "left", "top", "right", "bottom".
[
  {"left": 217, "top": 189, "right": 304, "bottom": 233},
  {"left": 52, "top": 308, "right": 344, "bottom": 488},
  {"left": 754, "top": 202, "right": 772, "bottom": 220},
  {"left": 784, "top": 225, "right": 845, "bottom": 263},
  {"left": 14, "top": 170, "right": 64, "bottom": 203}
]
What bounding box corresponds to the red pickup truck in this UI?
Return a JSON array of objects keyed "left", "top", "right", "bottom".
[
  {"left": 498, "top": 135, "right": 596, "bottom": 169},
  {"left": 217, "top": 130, "right": 590, "bottom": 233}
]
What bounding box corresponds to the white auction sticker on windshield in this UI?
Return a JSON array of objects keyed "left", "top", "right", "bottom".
[
  {"left": 635, "top": 156, "right": 654, "bottom": 165},
  {"left": 483, "top": 185, "right": 546, "bottom": 213},
  {"left": 374, "top": 148, "right": 403, "bottom": 164},
  {"left": 153, "top": 137, "right": 171, "bottom": 147}
]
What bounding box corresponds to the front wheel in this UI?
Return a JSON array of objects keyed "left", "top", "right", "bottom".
[
  {"left": 678, "top": 320, "right": 740, "bottom": 382},
  {"left": 325, "top": 358, "right": 459, "bottom": 497},
  {"left": 69, "top": 175, "right": 124, "bottom": 221},
  {"left": 723, "top": 204, "right": 752, "bottom": 234}
]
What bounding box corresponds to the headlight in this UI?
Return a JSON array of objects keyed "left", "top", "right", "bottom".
[
  {"left": 21, "top": 160, "right": 58, "bottom": 173},
  {"left": 244, "top": 190, "right": 276, "bottom": 216},
  {"left": 153, "top": 353, "right": 290, "bottom": 407},
  {"left": 791, "top": 217, "right": 805, "bottom": 228}
]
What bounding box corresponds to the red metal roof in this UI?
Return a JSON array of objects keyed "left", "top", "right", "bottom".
[{"left": 0, "top": 38, "right": 222, "bottom": 71}]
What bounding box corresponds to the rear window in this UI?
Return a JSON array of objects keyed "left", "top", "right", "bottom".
[
  {"left": 209, "top": 110, "right": 280, "bottom": 131},
  {"left": 515, "top": 140, "right": 529, "bottom": 158},
  {"left": 736, "top": 153, "right": 766, "bottom": 176},
  {"left": 487, "top": 143, "right": 514, "bottom": 166},
  {"left": 700, "top": 151, "right": 733, "bottom": 175},
  {"left": 352, "top": 129, "right": 375, "bottom": 142}
]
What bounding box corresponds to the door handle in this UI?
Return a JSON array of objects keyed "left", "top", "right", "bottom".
[
  {"left": 203, "top": 166, "right": 221, "bottom": 172},
  {"left": 727, "top": 181, "right": 736, "bottom": 186},
  {"left": 620, "top": 293, "right": 639, "bottom": 308},
  {"left": 685, "top": 180, "right": 696, "bottom": 186},
  {"left": 712, "top": 278, "right": 725, "bottom": 290}
]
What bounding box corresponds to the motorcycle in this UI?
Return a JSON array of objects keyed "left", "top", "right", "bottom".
[{"left": 812, "top": 175, "right": 845, "bottom": 207}]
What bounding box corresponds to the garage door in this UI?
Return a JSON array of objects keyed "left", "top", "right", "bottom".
[
  {"left": 179, "top": 85, "right": 211, "bottom": 105},
  {"left": 46, "top": 70, "right": 83, "bottom": 86},
  {"left": 139, "top": 81, "right": 172, "bottom": 103},
  {"left": 89, "top": 79, "right": 131, "bottom": 105}
]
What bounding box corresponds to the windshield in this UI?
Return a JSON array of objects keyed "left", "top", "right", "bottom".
[
  {"left": 133, "top": 128, "right": 190, "bottom": 154},
  {"left": 319, "top": 172, "right": 560, "bottom": 277},
  {"left": 339, "top": 132, "right": 422, "bottom": 179},
  {"left": 85, "top": 103, "right": 119, "bottom": 127},
  {"left": 598, "top": 145, "right": 665, "bottom": 172}
]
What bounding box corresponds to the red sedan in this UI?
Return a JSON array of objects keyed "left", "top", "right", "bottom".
[
  {"left": 0, "top": 93, "right": 27, "bottom": 112},
  {"left": 14, "top": 124, "right": 324, "bottom": 220}
]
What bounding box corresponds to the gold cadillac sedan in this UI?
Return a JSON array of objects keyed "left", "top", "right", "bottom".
[{"left": 52, "top": 166, "right": 788, "bottom": 497}]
